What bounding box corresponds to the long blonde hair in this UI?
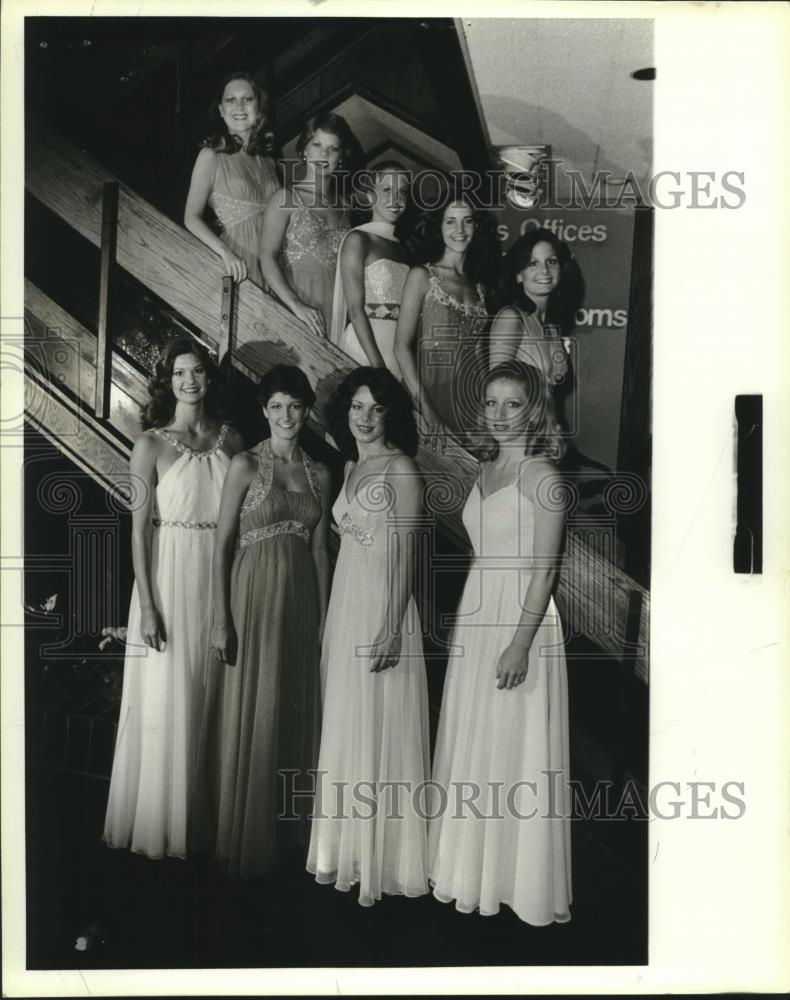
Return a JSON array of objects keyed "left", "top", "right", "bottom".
[{"left": 475, "top": 361, "right": 566, "bottom": 462}]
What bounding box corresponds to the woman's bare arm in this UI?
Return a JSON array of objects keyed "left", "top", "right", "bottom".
[
  {"left": 340, "top": 231, "right": 386, "bottom": 367},
  {"left": 184, "top": 148, "right": 248, "bottom": 283},
  {"left": 128, "top": 433, "right": 165, "bottom": 650},
  {"left": 210, "top": 451, "right": 256, "bottom": 665}
]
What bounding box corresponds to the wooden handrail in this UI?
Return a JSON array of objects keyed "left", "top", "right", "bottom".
[{"left": 24, "top": 117, "right": 649, "bottom": 678}]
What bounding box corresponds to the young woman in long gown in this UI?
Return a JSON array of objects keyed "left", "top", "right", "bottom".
[
  {"left": 428, "top": 360, "right": 572, "bottom": 925},
  {"left": 103, "top": 338, "right": 244, "bottom": 859},
  {"left": 488, "top": 228, "right": 584, "bottom": 422},
  {"left": 394, "top": 192, "right": 494, "bottom": 445},
  {"left": 184, "top": 71, "right": 280, "bottom": 286},
  {"left": 203, "top": 365, "right": 331, "bottom": 878},
  {"left": 328, "top": 161, "right": 411, "bottom": 378},
  {"left": 307, "top": 367, "right": 430, "bottom": 906},
  {"left": 260, "top": 112, "right": 361, "bottom": 337}
]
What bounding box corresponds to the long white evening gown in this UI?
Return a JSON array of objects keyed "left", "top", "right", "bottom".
[
  {"left": 307, "top": 456, "right": 430, "bottom": 905},
  {"left": 429, "top": 467, "right": 572, "bottom": 925},
  {"left": 103, "top": 425, "right": 230, "bottom": 859}
]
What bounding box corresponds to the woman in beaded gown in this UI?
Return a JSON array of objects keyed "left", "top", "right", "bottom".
[
  {"left": 307, "top": 368, "right": 430, "bottom": 907},
  {"left": 429, "top": 361, "right": 572, "bottom": 926},
  {"left": 328, "top": 162, "right": 411, "bottom": 379},
  {"left": 103, "top": 338, "right": 243, "bottom": 860},
  {"left": 261, "top": 112, "right": 361, "bottom": 338},
  {"left": 202, "top": 365, "right": 331, "bottom": 878},
  {"left": 394, "top": 193, "right": 493, "bottom": 446},
  {"left": 488, "top": 228, "right": 584, "bottom": 427},
  {"left": 184, "top": 71, "right": 279, "bottom": 286}
]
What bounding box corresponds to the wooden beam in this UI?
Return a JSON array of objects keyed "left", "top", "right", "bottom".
[
  {"left": 24, "top": 370, "right": 133, "bottom": 505},
  {"left": 95, "top": 181, "right": 119, "bottom": 419},
  {"left": 25, "top": 279, "right": 146, "bottom": 446}
]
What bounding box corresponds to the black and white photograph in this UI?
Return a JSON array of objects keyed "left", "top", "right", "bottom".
[{"left": 2, "top": 1, "right": 788, "bottom": 995}]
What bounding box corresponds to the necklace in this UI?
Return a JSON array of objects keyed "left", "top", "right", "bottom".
[{"left": 356, "top": 448, "right": 391, "bottom": 465}]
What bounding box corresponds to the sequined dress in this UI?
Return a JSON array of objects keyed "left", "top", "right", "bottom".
[
  {"left": 208, "top": 150, "right": 279, "bottom": 286},
  {"left": 279, "top": 187, "right": 350, "bottom": 333},
  {"left": 417, "top": 264, "right": 488, "bottom": 438},
  {"left": 103, "top": 425, "right": 231, "bottom": 860},
  {"left": 307, "top": 456, "right": 430, "bottom": 905},
  {"left": 194, "top": 440, "right": 323, "bottom": 878},
  {"left": 338, "top": 257, "right": 410, "bottom": 379}
]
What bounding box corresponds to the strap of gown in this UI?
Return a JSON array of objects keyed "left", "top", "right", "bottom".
[
  {"left": 301, "top": 448, "right": 322, "bottom": 504},
  {"left": 239, "top": 440, "right": 274, "bottom": 518}
]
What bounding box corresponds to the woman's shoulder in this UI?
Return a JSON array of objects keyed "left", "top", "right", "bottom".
[
  {"left": 133, "top": 428, "right": 165, "bottom": 453},
  {"left": 266, "top": 185, "right": 292, "bottom": 209},
  {"left": 230, "top": 445, "right": 261, "bottom": 471},
  {"left": 340, "top": 228, "right": 368, "bottom": 259},
  {"left": 517, "top": 455, "right": 560, "bottom": 498},
  {"left": 383, "top": 450, "right": 419, "bottom": 476},
  {"left": 405, "top": 263, "right": 431, "bottom": 287},
  {"left": 494, "top": 303, "right": 524, "bottom": 323},
  {"left": 194, "top": 146, "right": 219, "bottom": 169}
]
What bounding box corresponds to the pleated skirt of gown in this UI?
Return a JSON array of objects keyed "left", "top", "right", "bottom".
[{"left": 194, "top": 532, "right": 321, "bottom": 878}]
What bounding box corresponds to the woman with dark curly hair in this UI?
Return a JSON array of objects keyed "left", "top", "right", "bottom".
[
  {"left": 103, "top": 337, "right": 244, "bottom": 860},
  {"left": 184, "top": 71, "right": 279, "bottom": 286},
  {"left": 394, "top": 189, "right": 496, "bottom": 446},
  {"left": 488, "top": 228, "right": 584, "bottom": 412},
  {"left": 307, "top": 367, "right": 430, "bottom": 906},
  {"left": 429, "top": 361, "right": 572, "bottom": 925},
  {"left": 193, "top": 364, "right": 331, "bottom": 878},
  {"left": 261, "top": 111, "right": 361, "bottom": 337}
]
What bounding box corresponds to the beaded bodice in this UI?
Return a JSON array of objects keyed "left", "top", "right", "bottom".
[
  {"left": 150, "top": 424, "right": 231, "bottom": 528},
  {"left": 363, "top": 258, "right": 409, "bottom": 322},
  {"left": 419, "top": 263, "right": 487, "bottom": 355},
  {"left": 238, "top": 440, "right": 322, "bottom": 549},
  {"left": 280, "top": 191, "right": 350, "bottom": 268},
  {"left": 331, "top": 456, "right": 401, "bottom": 557},
  {"left": 208, "top": 150, "right": 279, "bottom": 232}
]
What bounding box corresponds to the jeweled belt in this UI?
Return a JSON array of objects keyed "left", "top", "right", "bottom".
[
  {"left": 240, "top": 520, "right": 310, "bottom": 548},
  {"left": 152, "top": 518, "right": 217, "bottom": 530},
  {"left": 365, "top": 302, "right": 400, "bottom": 321}
]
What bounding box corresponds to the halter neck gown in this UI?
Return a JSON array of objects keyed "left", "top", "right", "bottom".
[
  {"left": 194, "top": 440, "right": 323, "bottom": 878},
  {"left": 103, "top": 425, "right": 231, "bottom": 860}
]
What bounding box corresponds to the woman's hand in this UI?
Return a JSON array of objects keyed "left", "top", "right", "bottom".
[
  {"left": 219, "top": 248, "right": 248, "bottom": 283},
  {"left": 369, "top": 629, "right": 402, "bottom": 673},
  {"left": 495, "top": 641, "right": 529, "bottom": 690},
  {"left": 140, "top": 606, "right": 166, "bottom": 652},
  {"left": 292, "top": 301, "right": 326, "bottom": 338},
  {"left": 211, "top": 622, "right": 238, "bottom": 666}
]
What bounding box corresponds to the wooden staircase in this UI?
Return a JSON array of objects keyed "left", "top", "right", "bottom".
[{"left": 24, "top": 117, "right": 649, "bottom": 682}]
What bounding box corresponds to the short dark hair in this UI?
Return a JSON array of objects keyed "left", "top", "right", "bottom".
[
  {"left": 141, "top": 337, "right": 222, "bottom": 430},
  {"left": 258, "top": 364, "right": 316, "bottom": 409},
  {"left": 328, "top": 367, "right": 418, "bottom": 460}
]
